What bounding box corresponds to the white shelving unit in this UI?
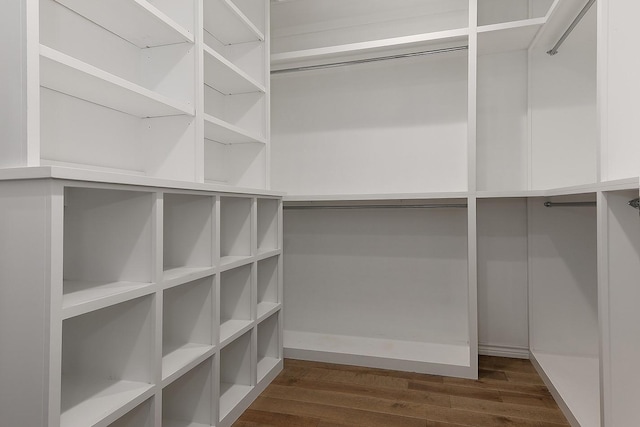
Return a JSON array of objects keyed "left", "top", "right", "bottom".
[
  {"left": 257, "top": 312, "right": 281, "bottom": 383},
  {"left": 219, "top": 330, "right": 253, "bottom": 423},
  {"left": 108, "top": 399, "right": 154, "bottom": 427},
  {"left": 257, "top": 256, "right": 279, "bottom": 320},
  {"left": 219, "top": 265, "right": 253, "bottom": 346},
  {"left": 162, "top": 357, "right": 215, "bottom": 427},
  {"left": 219, "top": 196, "right": 253, "bottom": 267}
]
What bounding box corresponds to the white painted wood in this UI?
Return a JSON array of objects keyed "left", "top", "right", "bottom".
[
  {"left": 163, "top": 194, "right": 214, "bottom": 272},
  {"left": 529, "top": 1, "right": 597, "bottom": 189},
  {"left": 477, "top": 18, "right": 546, "bottom": 55},
  {"left": 204, "top": 44, "right": 265, "bottom": 95},
  {"left": 257, "top": 312, "right": 281, "bottom": 382},
  {"left": 52, "top": 0, "right": 193, "bottom": 48},
  {"left": 219, "top": 265, "right": 252, "bottom": 342},
  {"left": 204, "top": 140, "right": 268, "bottom": 189},
  {"left": 257, "top": 199, "right": 279, "bottom": 252},
  {"left": 162, "top": 357, "right": 214, "bottom": 427},
  {"left": 220, "top": 197, "right": 252, "bottom": 257},
  {"left": 257, "top": 256, "right": 279, "bottom": 320},
  {"left": 271, "top": 52, "right": 468, "bottom": 195},
  {"left": 204, "top": 114, "right": 267, "bottom": 145},
  {"left": 477, "top": 199, "right": 529, "bottom": 354},
  {"left": 162, "top": 277, "right": 215, "bottom": 381},
  {"left": 40, "top": 46, "right": 194, "bottom": 118},
  {"left": 219, "top": 331, "right": 253, "bottom": 421},
  {"left": 478, "top": 0, "right": 529, "bottom": 25},
  {"left": 601, "top": 190, "right": 640, "bottom": 426},
  {"left": 531, "top": 351, "right": 600, "bottom": 427},
  {"left": 203, "top": 0, "right": 264, "bottom": 45},
  {"left": 62, "top": 280, "right": 156, "bottom": 320},
  {"left": 108, "top": 399, "right": 154, "bottom": 427}
]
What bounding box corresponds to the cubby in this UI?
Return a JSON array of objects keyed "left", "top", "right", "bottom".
[
  {"left": 162, "top": 276, "right": 215, "bottom": 384},
  {"left": 257, "top": 198, "right": 279, "bottom": 254},
  {"left": 163, "top": 193, "right": 214, "bottom": 283},
  {"left": 219, "top": 265, "right": 253, "bottom": 345},
  {"left": 62, "top": 187, "right": 154, "bottom": 319},
  {"left": 219, "top": 196, "right": 253, "bottom": 265},
  {"left": 61, "top": 296, "right": 155, "bottom": 427},
  {"left": 257, "top": 313, "right": 281, "bottom": 383},
  {"left": 162, "top": 357, "right": 215, "bottom": 427},
  {"left": 108, "top": 399, "right": 154, "bottom": 427},
  {"left": 219, "top": 331, "right": 253, "bottom": 422},
  {"left": 257, "top": 256, "right": 279, "bottom": 320}
]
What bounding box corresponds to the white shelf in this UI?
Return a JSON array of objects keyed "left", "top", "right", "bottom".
[
  {"left": 163, "top": 420, "right": 211, "bottom": 427},
  {"left": 204, "top": 0, "right": 264, "bottom": 45},
  {"left": 531, "top": 352, "right": 600, "bottom": 427},
  {"left": 204, "top": 114, "right": 266, "bottom": 144},
  {"left": 162, "top": 267, "right": 215, "bottom": 289},
  {"left": 62, "top": 280, "right": 155, "bottom": 319},
  {"left": 219, "top": 255, "right": 253, "bottom": 271},
  {"left": 271, "top": 28, "right": 469, "bottom": 70},
  {"left": 257, "top": 302, "right": 280, "bottom": 321},
  {"left": 53, "top": 0, "right": 194, "bottom": 48},
  {"left": 60, "top": 376, "right": 153, "bottom": 427},
  {"left": 220, "top": 319, "right": 253, "bottom": 346},
  {"left": 284, "top": 330, "right": 472, "bottom": 378},
  {"left": 40, "top": 45, "right": 195, "bottom": 118},
  {"left": 478, "top": 18, "right": 547, "bottom": 55},
  {"left": 283, "top": 192, "right": 470, "bottom": 203},
  {"left": 219, "top": 383, "right": 253, "bottom": 421},
  {"left": 204, "top": 44, "right": 265, "bottom": 95},
  {"left": 257, "top": 357, "right": 280, "bottom": 383},
  {"left": 163, "top": 357, "right": 214, "bottom": 427},
  {"left": 162, "top": 343, "right": 215, "bottom": 385}
]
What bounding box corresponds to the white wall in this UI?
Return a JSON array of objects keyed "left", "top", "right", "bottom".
[{"left": 477, "top": 199, "right": 529, "bottom": 356}]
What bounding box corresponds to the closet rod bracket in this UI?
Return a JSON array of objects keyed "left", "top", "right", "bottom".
[
  {"left": 628, "top": 198, "right": 640, "bottom": 210},
  {"left": 543, "top": 201, "right": 596, "bottom": 208}
]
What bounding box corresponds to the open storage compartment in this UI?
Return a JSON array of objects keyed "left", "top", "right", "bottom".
[
  {"left": 219, "top": 330, "right": 253, "bottom": 423},
  {"left": 162, "top": 276, "right": 215, "bottom": 384},
  {"left": 219, "top": 264, "right": 253, "bottom": 345},
  {"left": 219, "top": 196, "right": 252, "bottom": 266},
  {"left": 256, "top": 255, "right": 279, "bottom": 320},
  {"left": 163, "top": 193, "right": 214, "bottom": 284},
  {"left": 528, "top": 194, "right": 599, "bottom": 427},
  {"left": 61, "top": 296, "right": 155, "bottom": 427},
  {"left": 257, "top": 198, "right": 279, "bottom": 254},
  {"left": 108, "top": 399, "right": 153, "bottom": 427},
  {"left": 62, "top": 187, "right": 154, "bottom": 319},
  {"left": 162, "top": 357, "right": 215, "bottom": 427},
  {"left": 257, "top": 312, "right": 281, "bottom": 383}
]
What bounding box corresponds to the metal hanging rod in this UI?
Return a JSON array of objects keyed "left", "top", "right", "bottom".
[
  {"left": 547, "top": 0, "right": 595, "bottom": 56},
  {"left": 271, "top": 45, "right": 469, "bottom": 75},
  {"left": 284, "top": 203, "right": 467, "bottom": 210},
  {"left": 544, "top": 201, "right": 596, "bottom": 208},
  {"left": 628, "top": 198, "right": 640, "bottom": 210}
]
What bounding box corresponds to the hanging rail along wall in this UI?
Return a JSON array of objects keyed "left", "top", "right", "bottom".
[
  {"left": 271, "top": 46, "right": 469, "bottom": 74},
  {"left": 547, "top": 0, "right": 596, "bottom": 55},
  {"left": 284, "top": 204, "right": 468, "bottom": 210}
]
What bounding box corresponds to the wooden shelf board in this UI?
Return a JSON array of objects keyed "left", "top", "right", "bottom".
[
  {"left": 204, "top": 114, "right": 266, "bottom": 145},
  {"left": 40, "top": 45, "right": 194, "bottom": 118},
  {"left": 284, "top": 330, "right": 472, "bottom": 378},
  {"left": 531, "top": 351, "right": 600, "bottom": 427},
  {"left": 162, "top": 266, "right": 215, "bottom": 289},
  {"left": 271, "top": 28, "right": 469, "bottom": 70},
  {"left": 257, "top": 302, "right": 280, "bottom": 321},
  {"left": 162, "top": 343, "right": 215, "bottom": 385},
  {"left": 257, "top": 357, "right": 281, "bottom": 383},
  {"left": 219, "top": 383, "right": 253, "bottom": 421},
  {"left": 62, "top": 280, "right": 155, "bottom": 320},
  {"left": 204, "top": 45, "right": 265, "bottom": 95},
  {"left": 204, "top": 0, "right": 264, "bottom": 45},
  {"left": 478, "top": 18, "right": 546, "bottom": 55},
  {"left": 219, "top": 319, "right": 253, "bottom": 346},
  {"left": 60, "top": 376, "right": 154, "bottom": 427},
  {"left": 53, "top": 0, "right": 194, "bottom": 48}
]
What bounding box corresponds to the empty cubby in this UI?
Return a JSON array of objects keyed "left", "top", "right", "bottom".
[
  {"left": 162, "top": 357, "right": 215, "bottom": 427},
  {"left": 257, "top": 255, "right": 279, "bottom": 320},
  {"left": 220, "top": 265, "right": 253, "bottom": 344},
  {"left": 219, "top": 330, "right": 253, "bottom": 422},
  {"left": 219, "top": 196, "right": 253, "bottom": 264},
  {"left": 257, "top": 312, "right": 280, "bottom": 382}
]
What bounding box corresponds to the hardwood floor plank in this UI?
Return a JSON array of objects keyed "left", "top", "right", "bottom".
[
  {"left": 443, "top": 375, "right": 552, "bottom": 396},
  {"left": 409, "top": 380, "right": 503, "bottom": 402},
  {"left": 450, "top": 396, "right": 568, "bottom": 424},
  {"left": 499, "top": 391, "right": 560, "bottom": 409},
  {"left": 302, "top": 366, "right": 410, "bottom": 390},
  {"left": 479, "top": 356, "right": 538, "bottom": 374},
  {"left": 249, "top": 396, "right": 428, "bottom": 427},
  {"left": 239, "top": 409, "right": 320, "bottom": 427}
]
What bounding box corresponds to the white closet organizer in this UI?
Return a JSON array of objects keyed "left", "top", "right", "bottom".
[
  {"left": 0, "top": 169, "right": 283, "bottom": 427},
  {"left": 271, "top": 0, "right": 640, "bottom": 425}
]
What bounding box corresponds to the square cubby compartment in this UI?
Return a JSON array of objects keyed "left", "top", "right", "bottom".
[
  {"left": 220, "top": 196, "right": 252, "bottom": 266},
  {"left": 257, "top": 198, "right": 279, "bottom": 254},
  {"left": 257, "top": 256, "right": 279, "bottom": 320},
  {"left": 61, "top": 296, "right": 155, "bottom": 427},
  {"left": 219, "top": 331, "right": 253, "bottom": 422},
  {"left": 162, "top": 276, "right": 215, "bottom": 383},
  {"left": 63, "top": 187, "right": 154, "bottom": 320},
  {"left": 257, "top": 312, "right": 281, "bottom": 383},
  {"left": 220, "top": 265, "right": 252, "bottom": 344},
  {"left": 163, "top": 193, "right": 214, "bottom": 283},
  {"left": 108, "top": 399, "right": 153, "bottom": 427},
  {"left": 163, "top": 357, "right": 215, "bottom": 427}
]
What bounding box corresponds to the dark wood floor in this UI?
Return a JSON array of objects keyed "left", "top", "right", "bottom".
[{"left": 233, "top": 356, "right": 569, "bottom": 427}]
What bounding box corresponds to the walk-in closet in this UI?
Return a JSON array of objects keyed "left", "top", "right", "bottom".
[{"left": 0, "top": 0, "right": 638, "bottom": 426}]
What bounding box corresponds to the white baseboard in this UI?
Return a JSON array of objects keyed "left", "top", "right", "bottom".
[{"left": 478, "top": 344, "right": 530, "bottom": 359}]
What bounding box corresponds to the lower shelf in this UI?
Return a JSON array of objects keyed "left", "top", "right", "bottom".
[
  {"left": 219, "top": 383, "right": 253, "bottom": 421},
  {"left": 284, "top": 330, "right": 472, "bottom": 378},
  {"left": 162, "top": 343, "right": 215, "bottom": 384},
  {"left": 60, "top": 376, "right": 153, "bottom": 427},
  {"left": 220, "top": 319, "right": 253, "bottom": 345},
  {"left": 163, "top": 420, "right": 211, "bottom": 427},
  {"left": 257, "top": 357, "right": 281, "bottom": 383},
  {"left": 531, "top": 351, "right": 600, "bottom": 427}
]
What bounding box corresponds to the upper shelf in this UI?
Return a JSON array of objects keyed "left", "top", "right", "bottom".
[
  {"left": 204, "top": 0, "right": 264, "bottom": 45},
  {"left": 203, "top": 45, "right": 265, "bottom": 95},
  {"left": 478, "top": 17, "right": 547, "bottom": 55},
  {"left": 271, "top": 28, "right": 469, "bottom": 71},
  {"left": 40, "top": 45, "right": 195, "bottom": 118},
  {"left": 53, "top": 0, "right": 193, "bottom": 48}
]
